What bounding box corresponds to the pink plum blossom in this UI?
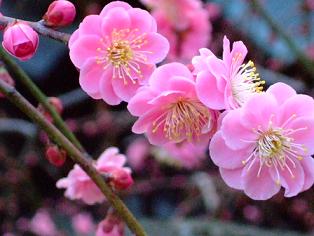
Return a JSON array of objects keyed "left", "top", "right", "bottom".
[
  {"left": 141, "top": 0, "right": 211, "bottom": 62},
  {"left": 2, "top": 22, "right": 39, "bottom": 61},
  {"left": 154, "top": 140, "right": 207, "bottom": 169},
  {"left": 96, "top": 213, "right": 124, "bottom": 236},
  {"left": 30, "top": 209, "right": 58, "bottom": 236},
  {"left": 209, "top": 83, "right": 314, "bottom": 200},
  {"left": 69, "top": 1, "right": 169, "bottom": 105},
  {"left": 128, "top": 62, "right": 219, "bottom": 146},
  {"left": 126, "top": 137, "right": 150, "bottom": 171},
  {"left": 43, "top": 0, "right": 76, "bottom": 27},
  {"left": 193, "top": 36, "right": 265, "bottom": 110},
  {"left": 56, "top": 147, "right": 132, "bottom": 205},
  {"left": 72, "top": 212, "right": 95, "bottom": 235}
]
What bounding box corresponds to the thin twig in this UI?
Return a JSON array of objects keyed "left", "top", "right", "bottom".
[
  {"left": 0, "top": 16, "right": 70, "bottom": 44},
  {"left": 250, "top": 0, "right": 314, "bottom": 86},
  {"left": 0, "top": 47, "right": 84, "bottom": 152},
  {"left": 0, "top": 79, "right": 148, "bottom": 236}
]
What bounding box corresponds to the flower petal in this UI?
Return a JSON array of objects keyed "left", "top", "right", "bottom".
[
  {"left": 99, "top": 68, "right": 122, "bottom": 105},
  {"left": 266, "top": 82, "right": 296, "bottom": 105},
  {"left": 100, "top": 1, "right": 132, "bottom": 17},
  {"left": 220, "top": 167, "right": 244, "bottom": 190},
  {"left": 128, "top": 8, "right": 157, "bottom": 33}
]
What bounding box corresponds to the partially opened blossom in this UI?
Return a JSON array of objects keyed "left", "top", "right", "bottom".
[
  {"left": 141, "top": 0, "right": 211, "bottom": 62},
  {"left": 210, "top": 83, "right": 314, "bottom": 200},
  {"left": 56, "top": 147, "right": 133, "bottom": 205},
  {"left": 154, "top": 140, "right": 207, "bottom": 169},
  {"left": 69, "top": 1, "right": 169, "bottom": 105},
  {"left": 2, "top": 22, "right": 39, "bottom": 61},
  {"left": 128, "top": 62, "right": 219, "bottom": 146},
  {"left": 193, "top": 36, "right": 265, "bottom": 110}
]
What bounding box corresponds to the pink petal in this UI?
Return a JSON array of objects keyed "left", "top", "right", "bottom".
[
  {"left": 168, "top": 76, "right": 196, "bottom": 96},
  {"left": 275, "top": 159, "right": 304, "bottom": 197},
  {"left": 100, "top": 1, "right": 132, "bottom": 17},
  {"left": 132, "top": 109, "right": 162, "bottom": 134},
  {"left": 127, "top": 87, "right": 156, "bottom": 116},
  {"left": 111, "top": 76, "right": 141, "bottom": 102},
  {"left": 242, "top": 160, "right": 280, "bottom": 200},
  {"left": 222, "top": 36, "right": 231, "bottom": 62},
  {"left": 79, "top": 15, "right": 103, "bottom": 36},
  {"left": 266, "top": 82, "right": 296, "bottom": 104},
  {"left": 229, "top": 40, "right": 247, "bottom": 69},
  {"left": 220, "top": 167, "right": 244, "bottom": 190},
  {"left": 279, "top": 94, "right": 314, "bottom": 125},
  {"left": 138, "top": 33, "right": 169, "bottom": 64},
  {"left": 289, "top": 117, "right": 314, "bottom": 154},
  {"left": 221, "top": 109, "right": 258, "bottom": 150},
  {"left": 146, "top": 123, "right": 170, "bottom": 145},
  {"left": 79, "top": 59, "right": 103, "bottom": 95},
  {"left": 241, "top": 93, "right": 278, "bottom": 131},
  {"left": 101, "top": 8, "right": 131, "bottom": 35},
  {"left": 69, "top": 35, "right": 101, "bottom": 68},
  {"left": 149, "top": 63, "right": 193, "bottom": 92},
  {"left": 128, "top": 8, "right": 157, "bottom": 33},
  {"left": 68, "top": 29, "right": 79, "bottom": 48},
  {"left": 99, "top": 68, "right": 122, "bottom": 105},
  {"left": 210, "top": 131, "right": 253, "bottom": 169},
  {"left": 300, "top": 156, "right": 314, "bottom": 191},
  {"left": 196, "top": 70, "right": 225, "bottom": 110}
]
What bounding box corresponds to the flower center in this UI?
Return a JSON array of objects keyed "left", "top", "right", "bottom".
[
  {"left": 242, "top": 114, "right": 308, "bottom": 184},
  {"left": 96, "top": 28, "right": 152, "bottom": 85},
  {"left": 152, "top": 99, "right": 211, "bottom": 142},
  {"left": 231, "top": 59, "right": 265, "bottom": 107}
]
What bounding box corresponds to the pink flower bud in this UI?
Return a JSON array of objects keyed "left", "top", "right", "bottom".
[
  {"left": 43, "top": 0, "right": 76, "bottom": 27},
  {"left": 2, "top": 22, "right": 39, "bottom": 61},
  {"left": 110, "top": 169, "right": 134, "bottom": 190},
  {"left": 45, "top": 145, "right": 66, "bottom": 167}
]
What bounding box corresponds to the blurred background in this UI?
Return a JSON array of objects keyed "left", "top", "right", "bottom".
[{"left": 0, "top": 0, "right": 314, "bottom": 235}]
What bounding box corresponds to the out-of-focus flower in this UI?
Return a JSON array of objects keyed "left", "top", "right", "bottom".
[
  {"left": 141, "top": 0, "right": 211, "bottom": 62},
  {"left": 128, "top": 62, "right": 218, "bottom": 146},
  {"left": 0, "top": 65, "right": 15, "bottom": 98},
  {"left": 126, "top": 137, "right": 150, "bottom": 171},
  {"left": 30, "top": 209, "right": 59, "bottom": 236},
  {"left": 154, "top": 140, "right": 207, "bottom": 169},
  {"left": 56, "top": 147, "right": 133, "bottom": 205},
  {"left": 69, "top": 1, "right": 169, "bottom": 105},
  {"left": 210, "top": 83, "right": 314, "bottom": 200},
  {"left": 243, "top": 205, "right": 262, "bottom": 223},
  {"left": 205, "top": 2, "right": 221, "bottom": 21},
  {"left": 193, "top": 36, "right": 265, "bottom": 110},
  {"left": 72, "top": 212, "right": 95, "bottom": 235},
  {"left": 96, "top": 211, "right": 124, "bottom": 236},
  {"left": 45, "top": 145, "right": 66, "bottom": 167},
  {"left": 38, "top": 97, "right": 63, "bottom": 122},
  {"left": 2, "top": 22, "right": 39, "bottom": 61},
  {"left": 43, "top": 0, "right": 76, "bottom": 27}
]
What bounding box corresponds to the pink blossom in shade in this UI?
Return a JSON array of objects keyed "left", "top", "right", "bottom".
[
  {"left": 96, "top": 219, "right": 124, "bottom": 236},
  {"left": 154, "top": 140, "right": 207, "bottom": 169},
  {"left": 193, "top": 36, "right": 265, "bottom": 110},
  {"left": 30, "top": 209, "right": 58, "bottom": 236},
  {"left": 209, "top": 83, "right": 314, "bottom": 200},
  {"left": 72, "top": 212, "right": 95, "bottom": 235},
  {"left": 126, "top": 137, "right": 150, "bottom": 171},
  {"left": 56, "top": 147, "right": 133, "bottom": 205},
  {"left": 128, "top": 62, "right": 219, "bottom": 146},
  {"left": 69, "top": 1, "right": 169, "bottom": 105},
  {"left": 2, "top": 22, "right": 39, "bottom": 61},
  {"left": 141, "top": 0, "right": 211, "bottom": 63}
]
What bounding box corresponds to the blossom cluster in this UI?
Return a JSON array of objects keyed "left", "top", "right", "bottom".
[{"left": 66, "top": 0, "right": 314, "bottom": 201}]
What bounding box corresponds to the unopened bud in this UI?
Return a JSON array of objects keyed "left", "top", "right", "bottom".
[
  {"left": 110, "top": 169, "right": 134, "bottom": 190},
  {"left": 43, "top": 0, "right": 76, "bottom": 27},
  {"left": 45, "top": 145, "right": 66, "bottom": 167},
  {"left": 2, "top": 22, "right": 39, "bottom": 61}
]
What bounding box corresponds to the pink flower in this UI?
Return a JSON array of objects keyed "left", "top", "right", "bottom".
[
  {"left": 30, "top": 209, "right": 58, "bottom": 236},
  {"left": 72, "top": 212, "right": 95, "bottom": 235},
  {"left": 2, "top": 22, "right": 39, "bottom": 61},
  {"left": 56, "top": 147, "right": 132, "bottom": 205},
  {"left": 69, "top": 1, "right": 169, "bottom": 105},
  {"left": 209, "top": 83, "right": 314, "bottom": 200},
  {"left": 141, "top": 0, "right": 211, "bottom": 62},
  {"left": 126, "top": 137, "right": 150, "bottom": 171},
  {"left": 43, "top": 0, "right": 76, "bottom": 27},
  {"left": 154, "top": 140, "right": 207, "bottom": 169},
  {"left": 128, "top": 62, "right": 218, "bottom": 146},
  {"left": 193, "top": 36, "right": 265, "bottom": 110},
  {"left": 96, "top": 218, "right": 124, "bottom": 236}
]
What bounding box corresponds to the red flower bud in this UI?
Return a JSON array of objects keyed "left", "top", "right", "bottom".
[
  {"left": 110, "top": 169, "right": 134, "bottom": 190},
  {"left": 2, "top": 22, "right": 39, "bottom": 61},
  {"left": 43, "top": 0, "right": 76, "bottom": 27},
  {"left": 45, "top": 145, "right": 66, "bottom": 167}
]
